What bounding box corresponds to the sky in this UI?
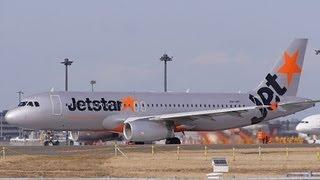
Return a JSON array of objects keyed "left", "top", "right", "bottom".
[{"left": 1, "top": 0, "right": 320, "bottom": 119}]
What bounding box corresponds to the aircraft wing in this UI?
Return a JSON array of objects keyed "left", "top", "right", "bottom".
[
  {"left": 278, "top": 99, "right": 320, "bottom": 111},
  {"left": 125, "top": 105, "right": 268, "bottom": 123},
  {"left": 124, "top": 100, "right": 320, "bottom": 123}
]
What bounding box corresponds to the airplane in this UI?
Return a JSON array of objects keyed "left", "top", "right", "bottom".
[
  {"left": 5, "top": 38, "right": 320, "bottom": 144},
  {"left": 296, "top": 115, "right": 320, "bottom": 136}
]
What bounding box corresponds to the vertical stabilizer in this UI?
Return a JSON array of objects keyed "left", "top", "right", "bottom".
[{"left": 256, "top": 38, "right": 308, "bottom": 96}]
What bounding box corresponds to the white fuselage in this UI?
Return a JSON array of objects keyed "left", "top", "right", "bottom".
[
  {"left": 296, "top": 114, "right": 320, "bottom": 135},
  {"left": 5, "top": 91, "right": 312, "bottom": 133}
]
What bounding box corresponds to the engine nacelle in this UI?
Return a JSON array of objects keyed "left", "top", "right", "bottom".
[{"left": 123, "top": 120, "right": 174, "bottom": 142}]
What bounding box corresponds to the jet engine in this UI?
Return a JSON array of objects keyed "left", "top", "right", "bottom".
[{"left": 123, "top": 120, "right": 174, "bottom": 142}]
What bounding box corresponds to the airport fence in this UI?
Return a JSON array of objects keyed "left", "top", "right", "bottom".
[
  {"left": 0, "top": 144, "right": 320, "bottom": 163},
  {"left": 108, "top": 143, "right": 320, "bottom": 163}
]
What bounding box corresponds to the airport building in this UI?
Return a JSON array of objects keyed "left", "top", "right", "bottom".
[{"left": 0, "top": 110, "right": 20, "bottom": 140}]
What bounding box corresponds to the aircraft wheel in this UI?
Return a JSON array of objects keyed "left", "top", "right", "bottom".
[
  {"left": 127, "top": 141, "right": 145, "bottom": 145},
  {"left": 165, "top": 137, "right": 181, "bottom": 144},
  {"left": 48, "top": 141, "right": 54, "bottom": 146},
  {"left": 134, "top": 141, "right": 144, "bottom": 145},
  {"left": 44, "top": 141, "right": 49, "bottom": 146},
  {"left": 69, "top": 141, "right": 74, "bottom": 146},
  {"left": 54, "top": 141, "right": 60, "bottom": 146}
]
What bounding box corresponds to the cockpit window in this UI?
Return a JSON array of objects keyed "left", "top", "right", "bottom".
[
  {"left": 301, "top": 121, "right": 309, "bottom": 123},
  {"left": 18, "top": 101, "right": 27, "bottom": 107},
  {"left": 18, "top": 101, "right": 40, "bottom": 108},
  {"left": 34, "top": 101, "right": 40, "bottom": 107}
]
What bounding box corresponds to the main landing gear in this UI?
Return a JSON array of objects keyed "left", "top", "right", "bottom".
[
  {"left": 43, "top": 131, "right": 59, "bottom": 146},
  {"left": 165, "top": 137, "right": 181, "bottom": 144},
  {"left": 43, "top": 131, "right": 74, "bottom": 146}
]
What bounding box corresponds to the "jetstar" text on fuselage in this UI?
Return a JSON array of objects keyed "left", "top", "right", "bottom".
[{"left": 66, "top": 98, "right": 122, "bottom": 112}]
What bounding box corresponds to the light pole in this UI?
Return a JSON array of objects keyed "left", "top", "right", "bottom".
[
  {"left": 16, "top": 90, "right": 24, "bottom": 103},
  {"left": 60, "top": 58, "right": 73, "bottom": 91},
  {"left": 16, "top": 90, "right": 24, "bottom": 138},
  {"left": 160, "top": 54, "right": 173, "bottom": 92},
  {"left": 60, "top": 58, "right": 73, "bottom": 145},
  {"left": 90, "top": 80, "right": 96, "bottom": 92}
]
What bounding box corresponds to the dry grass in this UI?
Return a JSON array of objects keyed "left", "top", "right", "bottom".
[{"left": 0, "top": 146, "right": 319, "bottom": 178}]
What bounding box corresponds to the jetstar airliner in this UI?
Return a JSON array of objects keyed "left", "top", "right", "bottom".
[{"left": 5, "top": 39, "right": 320, "bottom": 144}]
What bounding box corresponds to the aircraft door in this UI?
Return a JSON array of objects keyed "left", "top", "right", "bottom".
[{"left": 50, "top": 95, "right": 62, "bottom": 116}]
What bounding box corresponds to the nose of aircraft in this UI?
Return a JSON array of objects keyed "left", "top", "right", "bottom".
[
  {"left": 295, "top": 124, "right": 302, "bottom": 131},
  {"left": 295, "top": 123, "right": 305, "bottom": 133},
  {"left": 4, "top": 109, "right": 25, "bottom": 126}
]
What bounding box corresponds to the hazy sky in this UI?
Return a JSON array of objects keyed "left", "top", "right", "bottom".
[{"left": 1, "top": 0, "right": 320, "bottom": 119}]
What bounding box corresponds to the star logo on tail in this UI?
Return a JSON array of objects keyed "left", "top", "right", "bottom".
[{"left": 277, "top": 50, "right": 301, "bottom": 86}]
